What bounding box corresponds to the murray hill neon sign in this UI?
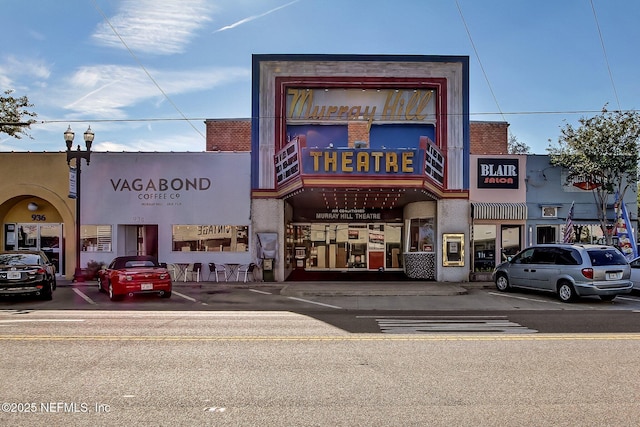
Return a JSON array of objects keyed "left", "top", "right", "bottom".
[{"left": 287, "top": 88, "right": 436, "bottom": 126}]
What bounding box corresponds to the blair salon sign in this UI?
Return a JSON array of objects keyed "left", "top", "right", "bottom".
[{"left": 477, "top": 158, "right": 519, "bottom": 189}]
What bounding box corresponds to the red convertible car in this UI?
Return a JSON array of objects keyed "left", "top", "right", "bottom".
[{"left": 97, "top": 255, "right": 172, "bottom": 301}]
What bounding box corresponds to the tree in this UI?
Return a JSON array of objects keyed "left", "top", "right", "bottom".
[
  {"left": 0, "top": 90, "right": 37, "bottom": 139},
  {"left": 507, "top": 133, "right": 531, "bottom": 154},
  {"left": 548, "top": 107, "right": 640, "bottom": 244}
]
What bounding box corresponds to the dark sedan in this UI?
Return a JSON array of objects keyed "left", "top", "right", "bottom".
[
  {"left": 97, "top": 255, "right": 172, "bottom": 301},
  {"left": 0, "top": 250, "right": 57, "bottom": 300}
]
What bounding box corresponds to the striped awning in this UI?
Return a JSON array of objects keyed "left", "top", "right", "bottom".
[{"left": 471, "top": 202, "right": 528, "bottom": 220}]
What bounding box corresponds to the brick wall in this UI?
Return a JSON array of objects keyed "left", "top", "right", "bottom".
[
  {"left": 469, "top": 121, "right": 509, "bottom": 154},
  {"left": 205, "top": 119, "right": 251, "bottom": 151},
  {"left": 205, "top": 119, "right": 509, "bottom": 154},
  {"left": 347, "top": 121, "right": 370, "bottom": 148}
]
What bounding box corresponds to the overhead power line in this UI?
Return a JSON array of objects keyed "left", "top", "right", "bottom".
[
  {"left": 455, "top": 0, "right": 506, "bottom": 123},
  {"left": 90, "top": 0, "right": 205, "bottom": 139},
  {"left": 590, "top": 0, "right": 621, "bottom": 110},
  {"left": 31, "top": 108, "right": 639, "bottom": 126}
]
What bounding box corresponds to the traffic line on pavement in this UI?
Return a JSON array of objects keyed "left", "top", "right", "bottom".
[
  {"left": 1, "top": 333, "right": 640, "bottom": 341},
  {"left": 249, "top": 289, "right": 272, "bottom": 295},
  {"left": 369, "top": 315, "right": 537, "bottom": 334},
  {"left": 73, "top": 288, "right": 97, "bottom": 305},
  {"left": 488, "top": 291, "right": 563, "bottom": 304},
  {"left": 172, "top": 290, "right": 197, "bottom": 302},
  {"left": 287, "top": 297, "right": 342, "bottom": 309}
]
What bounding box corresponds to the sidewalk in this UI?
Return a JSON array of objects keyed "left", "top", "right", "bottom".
[{"left": 60, "top": 278, "right": 495, "bottom": 297}]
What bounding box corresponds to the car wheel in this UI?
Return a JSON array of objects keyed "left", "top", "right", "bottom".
[
  {"left": 160, "top": 290, "right": 172, "bottom": 298},
  {"left": 108, "top": 283, "right": 121, "bottom": 301},
  {"left": 495, "top": 274, "right": 511, "bottom": 292},
  {"left": 41, "top": 282, "right": 53, "bottom": 301},
  {"left": 97, "top": 277, "right": 104, "bottom": 293},
  {"left": 600, "top": 295, "right": 616, "bottom": 302},
  {"left": 53, "top": 277, "right": 57, "bottom": 291},
  {"left": 558, "top": 281, "right": 576, "bottom": 302}
]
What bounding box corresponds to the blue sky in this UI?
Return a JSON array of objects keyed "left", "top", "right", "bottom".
[{"left": 2, "top": 0, "right": 638, "bottom": 154}]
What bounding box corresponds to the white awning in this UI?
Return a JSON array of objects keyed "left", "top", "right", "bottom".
[{"left": 471, "top": 202, "right": 527, "bottom": 220}]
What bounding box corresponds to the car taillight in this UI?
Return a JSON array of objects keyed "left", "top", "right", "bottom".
[
  {"left": 582, "top": 268, "right": 594, "bottom": 279},
  {"left": 36, "top": 268, "right": 46, "bottom": 274}
]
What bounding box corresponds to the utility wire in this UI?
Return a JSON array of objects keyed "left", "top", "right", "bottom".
[
  {"left": 33, "top": 108, "right": 640, "bottom": 126},
  {"left": 455, "top": 0, "right": 506, "bottom": 123},
  {"left": 90, "top": 0, "right": 205, "bottom": 139},
  {"left": 590, "top": 0, "right": 621, "bottom": 110}
]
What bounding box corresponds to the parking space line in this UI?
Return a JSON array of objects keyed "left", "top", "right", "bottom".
[
  {"left": 617, "top": 296, "right": 640, "bottom": 302},
  {"left": 73, "top": 288, "right": 97, "bottom": 305},
  {"left": 287, "top": 297, "right": 342, "bottom": 309},
  {"left": 488, "top": 292, "right": 562, "bottom": 305},
  {"left": 172, "top": 291, "right": 197, "bottom": 302},
  {"left": 249, "top": 289, "right": 272, "bottom": 295}
]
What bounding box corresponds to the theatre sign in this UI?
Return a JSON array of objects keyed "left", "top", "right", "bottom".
[{"left": 274, "top": 86, "right": 444, "bottom": 187}]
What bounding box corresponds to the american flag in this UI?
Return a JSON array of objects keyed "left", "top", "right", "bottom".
[{"left": 563, "top": 202, "right": 575, "bottom": 243}]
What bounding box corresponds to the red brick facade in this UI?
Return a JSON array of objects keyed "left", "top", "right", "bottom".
[
  {"left": 205, "top": 119, "right": 251, "bottom": 152},
  {"left": 469, "top": 121, "right": 509, "bottom": 154},
  {"left": 205, "top": 119, "right": 509, "bottom": 155}
]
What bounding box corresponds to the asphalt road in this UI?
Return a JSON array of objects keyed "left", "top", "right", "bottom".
[
  {"left": 1, "top": 281, "right": 640, "bottom": 334},
  {"left": 0, "top": 309, "right": 639, "bottom": 426}
]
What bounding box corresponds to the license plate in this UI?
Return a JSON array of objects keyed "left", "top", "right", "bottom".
[
  {"left": 141, "top": 283, "right": 153, "bottom": 290},
  {"left": 7, "top": 271, "right": 21, "bottom": 279},
  {"left": 607, "top": 272, "right": 621, "bottom": 280}
]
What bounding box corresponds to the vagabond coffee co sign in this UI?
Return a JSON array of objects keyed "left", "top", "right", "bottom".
[{"left": 477, "top": 158, "right": 519, "bottom": 189}]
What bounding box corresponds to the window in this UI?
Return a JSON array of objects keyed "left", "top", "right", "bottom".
[
  {"left": 536, "top": 226, "right": 556, "bottom": 244},
  {"left": 172, "top": 225, "right": 249, "bottom": 252},
  {"left": 473, "top": 224, "right": 496, "bottom": 271},
  {"left": 81, "top": 225, "right": 112, "bottom": 252},
  {"left": 541, "top": 206, "right": 557, "bottom": 218},
  {"left": 407, "top": 218, "right": 434, "bottom": 252}
]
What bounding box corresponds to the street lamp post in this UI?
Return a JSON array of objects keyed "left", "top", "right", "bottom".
[{"left": 64, "top": 125, "right": 94, "bottom": 282}]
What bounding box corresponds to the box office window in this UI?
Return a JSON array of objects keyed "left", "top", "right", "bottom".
[
  {"left": 81, "top": 225, "right": 112, "bottom": 252},
  {"left": 172, "top": 225, "right": 249, "bottom": 252}
]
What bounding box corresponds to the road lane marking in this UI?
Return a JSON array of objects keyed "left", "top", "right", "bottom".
[
  {"left": 287, "top": 296, "right": 342, "bottom": 309},
  {"left": 249, "top": 289, "right": 272, "bottom": 295},
  {"left": 173, "top": 291, "right": 197, "bottom": 302},
  {"left": 0, "top": 333, "right": 639, "bottom": 341},
  {"left": 73, "top": 288, "right": 97, "bottom": 305},
  {"left": 372, "top": 315, "right": 537, "bottom": 334},
  {"left": 0, "top": 319, "right": 85, "bottom": 323}
]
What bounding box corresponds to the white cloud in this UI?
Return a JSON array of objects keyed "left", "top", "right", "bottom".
[
  {"left": 0, "top": 56, "right": 51, "bottom": 90},
  {"left": 92, "top": 0, "right": 214, "bottom": 55},
  {"left": 60, "top": 64, "right": 250, "bottom": 119}
]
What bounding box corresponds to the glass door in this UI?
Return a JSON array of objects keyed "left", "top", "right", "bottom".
[
  {"left": 14, "top": 223, "right": 63, "bottom": 276},
  {"left": 40, "top": 224, "right": 62, "bottom": 276}
]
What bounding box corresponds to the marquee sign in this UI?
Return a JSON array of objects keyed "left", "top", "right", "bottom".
[
  {"left": 302, "top": 148, "right": 422, "bottom": 175},
  {"left": 286, "top": 88, "right": 437, "bottom": 125}
]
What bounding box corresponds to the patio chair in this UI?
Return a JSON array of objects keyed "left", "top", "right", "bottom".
[{"left": 236, "top": 263, "right": 257, "bottom": 282}]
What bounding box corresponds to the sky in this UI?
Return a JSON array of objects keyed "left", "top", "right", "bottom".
[{"left": 1, "top": 0, "right": 638, "bottom": 154}]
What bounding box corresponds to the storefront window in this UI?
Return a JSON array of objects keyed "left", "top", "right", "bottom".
[
  {"left": 473, "top": 224, "right": 496, "bottom": 272},
  {"left": 571, "top": 224, "right": 606, "bottom": 244},
  {"left": 407, "top": 218, "right": 435, "bottom": 252},
  {"left": 81, "top": 225, "right": 112, "bottom": 252},
  {"left": 288, "top": 223, "right": 403, "bottom": 270},
  {"left": 172, "top": 225, "right": 249, "bottom": 252},
  {"left": 536, "top": 226, "right": 557, "bottom": 244},
  {"left": 501, "top": 225, "right": 521, "bottom": 260}
]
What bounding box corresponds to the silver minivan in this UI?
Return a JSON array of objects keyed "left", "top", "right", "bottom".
[{"left": 492, "top": 244, "right": 632, "bottom": 302}]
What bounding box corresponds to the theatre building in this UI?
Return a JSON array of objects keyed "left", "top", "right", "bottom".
[{"left": 245, "top": 54, "right": 472, "bottom": 282}]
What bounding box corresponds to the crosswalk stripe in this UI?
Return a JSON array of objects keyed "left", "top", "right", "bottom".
[{"left": 376, "top": 317, "right": 537, "bottom": 334}]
